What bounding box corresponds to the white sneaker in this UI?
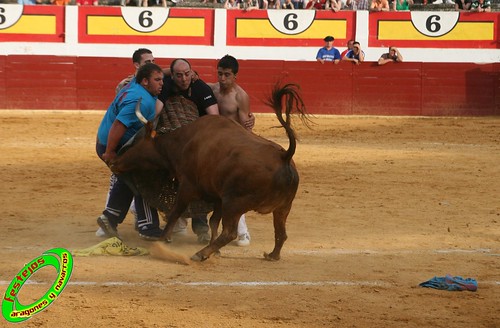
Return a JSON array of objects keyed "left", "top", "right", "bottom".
[
  {"left": 236, "top": 233, "right": 251, "bottom": 247},
  {"left": 95, "top": 227, "right": 107, "bottom": 238},
  {"left": 173, "top": 218, "right": 188, "bottom": 235}
]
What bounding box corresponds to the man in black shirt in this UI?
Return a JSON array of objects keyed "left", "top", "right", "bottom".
[
  {"left": 158, "top": 58, "right": 219, "bottom": 117},
  {"left": 157, "top": 58, "right": 219, "bottom": 243}
]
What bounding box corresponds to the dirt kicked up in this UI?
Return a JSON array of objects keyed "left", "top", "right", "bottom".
[{"left": 0, "top": 110, "right": 499, "bottom": 328}]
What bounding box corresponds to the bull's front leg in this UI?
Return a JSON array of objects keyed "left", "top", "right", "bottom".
[
  {"left": 161, "top": 201, "right": 189, "bottom": 243},
  {"left": 191, "top": 214, "right": 239, "bottom": 262},
  {"left": 208, "top": 202, "right": 222, "bottom": 244}
]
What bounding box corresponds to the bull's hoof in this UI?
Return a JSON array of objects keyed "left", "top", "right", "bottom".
[
  {"left": 263, "top": 252, "right": 280, "bottom": 261},
  {"left": 191, "top": 253, "right": 208, "bottom": 262}
]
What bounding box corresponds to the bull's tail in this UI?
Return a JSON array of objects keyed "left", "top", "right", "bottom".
[{"left": 266, "top": 83, "right": 309, "bottom": 163}]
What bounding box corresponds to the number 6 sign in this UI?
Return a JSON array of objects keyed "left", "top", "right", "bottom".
[
  {"left": 0, "top": 4, "right": 24, "bottom": 30},
  {"left": 267, "top": 11, "right": 316, "bottom": 35},
  {"left": 410, "top": 12, "right": 460, "bottom": 37},
  {"left": 121, "top": 7, "right": 169, "bottom": 33}
]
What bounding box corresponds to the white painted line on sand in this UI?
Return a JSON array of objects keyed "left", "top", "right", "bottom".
[{"left": 1, "top": 280, "right": 499, "bottom": 288}]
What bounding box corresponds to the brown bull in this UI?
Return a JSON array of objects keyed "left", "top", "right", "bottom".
[{"left": 111, "top": 83, "right": 308, "bottom": 261}]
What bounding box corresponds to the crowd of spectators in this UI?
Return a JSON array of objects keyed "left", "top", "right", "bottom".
[{"left": 12, "top": 0, "right": 497, "bottom": 10}]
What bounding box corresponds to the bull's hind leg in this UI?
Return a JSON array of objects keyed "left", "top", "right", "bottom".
[{"left": 264, "top": 205, "right": 291, "bottom": 261}]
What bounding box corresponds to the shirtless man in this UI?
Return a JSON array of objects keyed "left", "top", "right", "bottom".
[{"left": 207, "top": 55, "right": 253, "bottom": 246}]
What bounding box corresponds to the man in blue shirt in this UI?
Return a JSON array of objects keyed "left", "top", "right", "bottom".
[
  {"left": 316, "top": 36, "right": 341, "bottom": 64},
  {"left": 96, "top": 63, "right": 165, "bottom": 241}
]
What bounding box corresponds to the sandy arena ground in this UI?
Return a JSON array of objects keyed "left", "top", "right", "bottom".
[{"left": 0, "top": 110, "right": 499, "bottom": 328}]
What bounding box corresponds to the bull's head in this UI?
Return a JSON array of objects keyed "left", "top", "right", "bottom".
[{"left": 109, "top": 99, "right": 166, "bottom": 174}]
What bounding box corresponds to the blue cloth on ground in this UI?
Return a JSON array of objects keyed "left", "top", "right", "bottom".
[{"left": 419, "top": 274, "right": 478, "bottom": 291}]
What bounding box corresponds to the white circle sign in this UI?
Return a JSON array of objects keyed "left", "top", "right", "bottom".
[
  {"left": 121, "top": 7, "right": 170, "bottom": 33},
  {"left": 267, "top": 11, "right": 316, "bottom": 35},
  {"left": 0, "top": 4, "right": 24, "bottom": 30},
  {"left": 410, "top": 12, "right": 460, "bottom": 37}
]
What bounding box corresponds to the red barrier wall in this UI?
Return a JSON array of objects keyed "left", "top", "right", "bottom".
[{"left": 0, "top": 56, "right": 498, "bottom": 116}]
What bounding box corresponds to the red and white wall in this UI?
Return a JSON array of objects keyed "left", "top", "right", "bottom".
[{"left": 0, "top": 6, "right": 499, "bottom": 114}]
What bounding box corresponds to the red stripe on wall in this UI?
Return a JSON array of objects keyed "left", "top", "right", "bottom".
[{"left": 0, "top": 55, "right": 498, "bottom": 116}]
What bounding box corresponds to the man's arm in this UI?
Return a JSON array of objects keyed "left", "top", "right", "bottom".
[
  {"left": 358, "top": 50, "right": 365, "bottom": 63},
  {"left": 236, "top": 89, "right": 254, "bottom": 130},
  {"left": 155, "top": 99, "right": 164, "bottom": 117},
  {"left": 205, "top": 104, "right": 219, "bottom": 115},
  {"left": 394, "top": 48, "right": 403, "bottom": 62},
  {"left": 378, "top": 55, "right": 392, "bottom": 65},
  {"left": 103, "top": 120, "right": 127, "bottom": 164}
]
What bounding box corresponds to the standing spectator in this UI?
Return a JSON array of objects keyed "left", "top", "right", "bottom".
[
  {"left": 393, "top": 0, "right": 413, "bottom": 10},
  {"left": 342, "top": 41, "right": 365, "bottom": 65},
  {"left": 340, "top": 39, "right": 354, "bottom": 59},
  {"left": 325, "top": 0, "right": 342, "bottom": 11},
  {"left": 470, "top": 0, "right": 490, "bottom": 11},
  {"left": 316, "top": 36, "right": 341, "bottom": 64},
  {"left": 378, "top": 46, "right": 403, "bottom": 65},
  {"left": 282, "top": 0, "right": 295, "bottom": 8},
  {"left": 455, "top": 0, "right": 472, "bottom": 10},
  {"left": 370, "top": 0, "right": 390, "bottom": 11},
  {"left": 292, "top": 0, "right": 303, "bottom": 7},
  {"left": 345, "top": 0, "right": 369, "bottom": 10}
]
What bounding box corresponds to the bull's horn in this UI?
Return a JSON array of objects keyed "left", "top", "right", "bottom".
[{"left": 135, "top": 97, "right": 148, "bottom": 124}]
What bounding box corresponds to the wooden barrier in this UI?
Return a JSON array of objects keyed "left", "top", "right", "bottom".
[{"left": 0, "top": 55, "right": 498, "bottom": 116}]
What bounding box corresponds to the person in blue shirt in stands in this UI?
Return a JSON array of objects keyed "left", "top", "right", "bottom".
[
  {"left": 342, "top": 41, "right": 365, "bottom": 65},
  {"left": 316, "top": 36, "right": 341, "bottom": 65}
]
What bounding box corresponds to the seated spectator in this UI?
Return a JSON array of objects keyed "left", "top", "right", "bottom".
[
  {"left": 144, "top": 0, "right": 166, "bottom": 6},
  {"left": 378, "top": 46, "right": 403, "bottom": 65},
  {"left": 225, "top": 0, "right": 240, "bottom": 8},
  {"left": 51, "top": 0, "right": 70, "bottom": 4},
  {"left": 242, "top": 0, "right": 259, "bottom": 10},
  {"left": 325, "top": 0, "right": 342, "bottom": 11},
  {"left": 341, "top": 40, "right": 354, "bottom": 59},
  {"left": 455, "top": 0, "right": 472, "bottom": 10},
  {"left": 306, "top": 0, "right": 326, "bottom": 9},
  {"left": 282, "top": 0, "right": 295, "bottom": 8},
  {"left": 470, "top": 0, "right": 490, "bottom": 11},
  {"left": 268, "top": 0, "right": 281, "bottom": 8},
  {"left": 346, "top": 0, "right": 369, "bottom": 9},
  {"left": 393, "top": 0, "right": 413, "bottom": 10},
  {"left": 316, "top": 36, "right": 341, "bottom": 64},
  {"left": 342, "top": 41, "right": 365, "bottom": 65},
  {"left": 18, "top": 0, "right": 42, "bottom": 4},
  {"left": 370, "top": 0, "right": 389, "bottom": 11}
]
